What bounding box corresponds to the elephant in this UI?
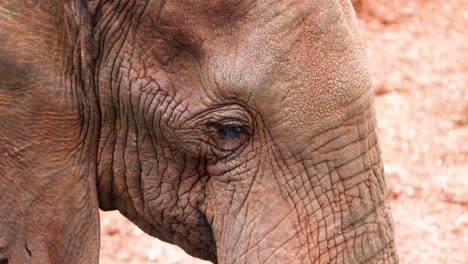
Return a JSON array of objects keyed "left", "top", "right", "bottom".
[{"left": 0, "top": 0, "right": 398, "bottom": 263}]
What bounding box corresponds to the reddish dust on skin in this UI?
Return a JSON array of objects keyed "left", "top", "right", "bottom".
[{"left": 100, "top": 0, "right": 468, "bottom": 263}]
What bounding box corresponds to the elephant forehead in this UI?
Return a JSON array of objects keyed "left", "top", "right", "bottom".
[
  {"left": 200, "top": 0, "right": 345, "bottom": 94},
  {"left": 156, "top": 0, "right": 316, "bottom": 23},
  {"left": 153, "top": 0, "right": 338, "bottom": 54},
  {"left": 203, "top": 2, "right": 369, "bottom": 108}
]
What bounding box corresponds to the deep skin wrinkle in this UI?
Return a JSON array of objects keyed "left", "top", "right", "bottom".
[{"left": 0, "top": 0, "right": 398, "bottom": 263}]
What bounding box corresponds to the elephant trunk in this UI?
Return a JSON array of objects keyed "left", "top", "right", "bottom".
[{"left": 210, "top": 158, "right": 398, "bottom": 263}]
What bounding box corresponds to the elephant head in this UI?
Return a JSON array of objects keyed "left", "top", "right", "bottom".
[{"left": 0, "top": 0, "right": 398, "bottom": 263}]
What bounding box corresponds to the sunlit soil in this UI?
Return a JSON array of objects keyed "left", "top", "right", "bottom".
[{"left": 357, "top": 0, "right": 468, "bottom": 263}]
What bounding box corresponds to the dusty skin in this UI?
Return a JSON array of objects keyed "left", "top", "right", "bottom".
[
  {"left": 1, "top": 0, "right": 396, "bottom": 263},
  {"left": 100, "top": 0, "right": 468, "bottom": 263}
]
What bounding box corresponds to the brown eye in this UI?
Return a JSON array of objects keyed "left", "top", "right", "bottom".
[
  {"left": 209, "top": 123, "right": 250, "bottom": 152},
  {"left": 218, "top": 125, "right": 245, "bottom": 139}
]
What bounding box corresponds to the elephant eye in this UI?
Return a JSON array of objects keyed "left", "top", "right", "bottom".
[
  {"left": 219, "top": 125, "right": 244, "bottom": 139},
  {"left": 209, "top": 122, "right": 250, "bottom": 152}
]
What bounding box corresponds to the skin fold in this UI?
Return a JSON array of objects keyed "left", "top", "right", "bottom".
[{"left": 0, "top": 0, "right": 398, "bottom": 263}]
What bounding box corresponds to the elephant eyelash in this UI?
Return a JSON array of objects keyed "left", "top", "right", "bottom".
[
  {"left": 204, "top": 121, "right": 251, "bottom": 155},
  {"left": 210, "top": 123, "right": 248, "bottom": 139},
  {"left": 221, "top": 125, "right": 245, "bottom": 138}
]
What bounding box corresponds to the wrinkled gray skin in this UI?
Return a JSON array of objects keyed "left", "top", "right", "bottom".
[{"left": 0, "top": 0, "right": 398, "bottom": 263}]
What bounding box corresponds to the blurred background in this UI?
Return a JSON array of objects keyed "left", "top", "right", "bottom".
[{"left": 99, "top": 0, "right": 468, "bottom": 263}]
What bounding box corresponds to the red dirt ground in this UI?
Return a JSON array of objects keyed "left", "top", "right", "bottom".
[{"left": 99, "top": 1, "right": 468, "bottom": 263}]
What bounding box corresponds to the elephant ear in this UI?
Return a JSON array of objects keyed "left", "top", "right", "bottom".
[{"left": 0, "top": 1, "right": 100, "bottom": 263}]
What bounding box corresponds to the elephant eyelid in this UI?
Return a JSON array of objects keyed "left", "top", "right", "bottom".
[
  {"left": 205, "top": 120, "right": 251, "bottom": 154},
  {"left": 210, "top": 123, "right": 248, "bottom": 139}
]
